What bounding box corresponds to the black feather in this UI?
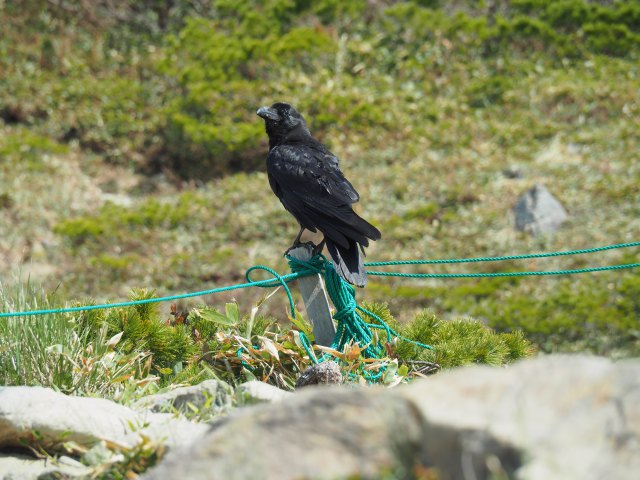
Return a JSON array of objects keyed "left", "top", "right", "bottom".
[
  {"left": 326, "top": 239, "right": 367, "bottom": 287},
  {"left": 257, "top": 102, "right": 381, "bottom": 286}
]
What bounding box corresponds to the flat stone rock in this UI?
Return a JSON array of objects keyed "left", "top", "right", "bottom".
[
  {"left": 133, "top": 379, "right": 233, "bottom": 414},
  {"left": 513, "top": 184, "right": 568, "bottom": 235},
  {"left": 0, "top": 453, "right": 90, "bottom": 480},
  {"left": 145, "top": 355, "right": 640, "bottom": 480},
  {"left": 0, "top": 386, "right": 209, "bottom": 453},
  {"left": 235, "top": 381, "right": 292, "bottom": 405}
]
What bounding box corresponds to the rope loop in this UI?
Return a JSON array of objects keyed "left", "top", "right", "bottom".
[
  {"left": 245, "top": 264, "right": 296, "bottom": 317},
  {"left": 319, "top": 260, "right": 387, "bottom": 360}
]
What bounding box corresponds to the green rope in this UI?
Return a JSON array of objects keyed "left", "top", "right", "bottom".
[
  {"left": 321, "top": 259, "right": 386, "bottom": 358},
  {"left": 365, "top": 241, "right": 640, "bottom": 266},
  {"left": 245, "top": 264, "right": 297, "bottom": 317},
  {"left": 358, "top": 305, "right": 432, "bottom": 350},
  {"left": 0, "top": 272, "right": 301, "bottom": 318},
  {"left": 298, "top": 331, "right": 319, "bottom": 364},
  {"left": 284, "top": 243, "right": 639, "bottom": 380},
  {"left": 0, "top": 242, "right": 637, "bottom": 319},
  {"left": 286, "top": 254, "right": 432, "bottom": 382},
  {"left": 368, "top": 262, "right": 640, "bottom": 279},
  {"left": 2, "top": 241, "right": 637, "bottom": 381},
  {"left": 286, "top": 255, "right": 379, "bottom": 355}
]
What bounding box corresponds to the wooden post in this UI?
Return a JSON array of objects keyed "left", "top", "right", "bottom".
[{"left": 288, "top": 244, "right": 335, "bottom": 347}]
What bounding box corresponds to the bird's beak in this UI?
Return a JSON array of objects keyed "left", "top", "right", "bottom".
[{"left": 257, "top": 106, "right": 280, "bottom": 121}]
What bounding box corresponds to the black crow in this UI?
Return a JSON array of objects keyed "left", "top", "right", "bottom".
[{"left": 257, "top": 102, "right": 381, "bottom": 287}]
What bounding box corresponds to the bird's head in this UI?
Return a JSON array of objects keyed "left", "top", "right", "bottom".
[{"left": 257, "top": 102, "right": 309, "bottom": 145}]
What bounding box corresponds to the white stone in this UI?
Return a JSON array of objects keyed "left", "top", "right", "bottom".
[
  {"left": 133, "top": 379, "right": 233, "bottom": 414},
  {"left": 0, "top": 386, "right": 209, "bottom": 452},
  {"left": 0, "top": 453, "right": 90, "bottom": 480},
  {"left": 235, "top": 381, "right": 292, "bottom": 405}
]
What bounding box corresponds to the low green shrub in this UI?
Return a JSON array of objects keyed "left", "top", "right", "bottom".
[
  {"left": 368, "top": 306, "right": 536, "bottom": 369},
  {"left": 0, "top": 281, "right": 153, "bottom": 398},
  {"left": 54, "top": 196, "right": 196, "bottom": 245}
]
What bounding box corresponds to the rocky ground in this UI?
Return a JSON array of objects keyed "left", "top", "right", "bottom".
[{"left": 1, "top": 354, "right": 638, "bottom": 479}]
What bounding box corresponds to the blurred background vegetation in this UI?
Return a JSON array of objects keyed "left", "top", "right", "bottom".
[{"left": 1, "top": 0, "right": 639, "bottom": 357}]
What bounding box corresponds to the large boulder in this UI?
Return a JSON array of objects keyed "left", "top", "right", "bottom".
[
  {"left": 146, "top": 387, "right": 422, "bottom": 480},
  {"left": 400, "top": 354, "right": 640, "bottom": 480},
  {"left": 145, "top": 355, "right": 640, "bottom": 480}
]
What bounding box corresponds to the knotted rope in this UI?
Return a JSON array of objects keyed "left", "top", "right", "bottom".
[{"left": 285, "top": 253, "right": 432, "bottom": 375}]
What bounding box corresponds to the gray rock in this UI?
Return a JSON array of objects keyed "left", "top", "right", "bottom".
[
  {"left": 235, "top": 381, "right": 292, "bottom": 405},
  {"left": 145, "top": 355, "right": 640, "bottom": 480},
  {"left": 0, "top": 453, "right": 90, "bottom": 480},
  {"left": 145, "top": 387, "right": 422, "bottom": 480},
  {"left": 133, "top": 380, "right": 233, "bottom": 414},
  {"left": 295, "top": 361, "right": 343, "bottom": 388},
  {"left": 513, "top": 184, "right": 568, "bottom": 235},
  {"left": 0, "top": 386, "right": 209, "bottom": 453},
  {"left": 503, "top": 165, "right": 524, "bottom": 179},
  {"left": 400, "top": 354, "right": 640, "bottom": 480}
]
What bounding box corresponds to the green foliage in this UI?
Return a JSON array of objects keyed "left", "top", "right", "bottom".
[
  {"left": 54, "top": 195, "right": 196, "bottom": 245},
  {"left": 582, "top": 22, "right": 638, "bottom": 57},
  {"left": 151, "top": 0, "right": 639, "bottom": 179},
  {"left": 79, "top": 289, "right": 199, "bottom": 374},
  {"left": 393, "top": 308, "right": 535, "bottom": 368},
  {"left": 2, "top": 0, "right": 637, "bottom": 182},
  {"left": 0, "top": 281, "right": 153, "bottom": 398},
  {"left": 466, "top": 75, "right": 513, "bottom": 108},
  {"left": 387, "top": 268, "right": 640, "bottom": 358},
  {"left": 483, "top": 273, "right": 640, "bottom": 356},
  {"left": 156, "top": 3, "right": 337, "bottom": 178},
  {"left": 0, "top": 128, "right": 68, "bottom": 170}
]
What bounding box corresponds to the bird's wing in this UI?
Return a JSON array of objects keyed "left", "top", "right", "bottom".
[
  {"left": 267, "top": 144, "right": 359, "bottom": 208},
  {"left": 267, "top": 144, "right": 379, "bottom": 249}
]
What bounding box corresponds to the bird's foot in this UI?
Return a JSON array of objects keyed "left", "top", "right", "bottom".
[
  {"left": 285, "top": 241, "right": 318, "bottom": 257},
  {"left": 312, "top": 239, "right": 326, "bottom": 256}
]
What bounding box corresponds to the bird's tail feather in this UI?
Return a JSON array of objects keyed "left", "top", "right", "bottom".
[
  {"left": 326, "top": 238, "right": 367, "bottom": 287},
  {"left": 312, "top": 207, "right": 382, "bottom": 249}
]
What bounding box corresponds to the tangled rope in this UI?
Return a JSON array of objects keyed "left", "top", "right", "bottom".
[{"left": 285, "top": 253, "right": 432, "bottom": 380}]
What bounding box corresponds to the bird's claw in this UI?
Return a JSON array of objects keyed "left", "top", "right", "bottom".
[
  {"left": 312, "top": 240, "right": 326, "bottom": 256},
  {"left": 285, "top": 241, "right": 318, "bottom": 256}
]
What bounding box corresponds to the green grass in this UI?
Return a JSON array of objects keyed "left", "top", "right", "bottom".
[
  {"left": 0, "top": 281, "right": 155, "bottom": 400},
  {"left": 1, "top": 0, "right": 638, "bottom": 361}
]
